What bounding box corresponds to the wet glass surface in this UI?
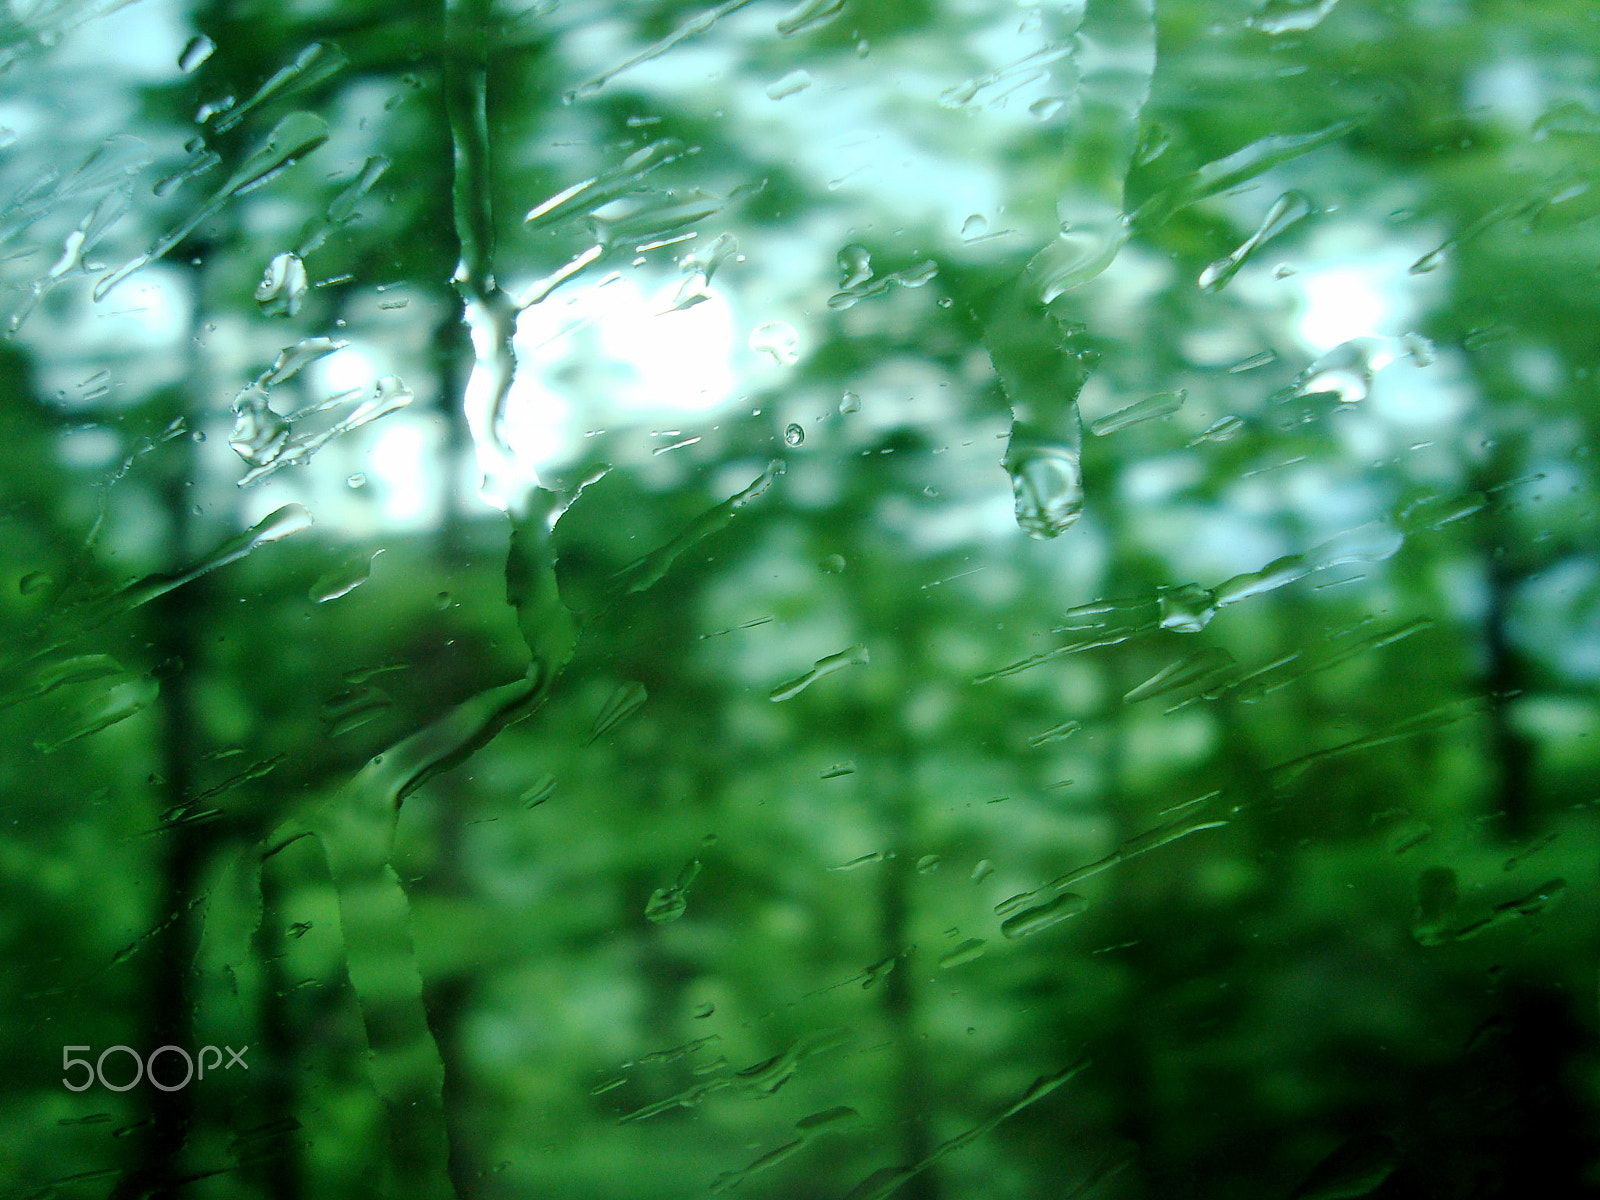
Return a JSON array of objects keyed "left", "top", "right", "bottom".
[{"left": 1, "top": 1, "right": 1598, "bottom": 1197}]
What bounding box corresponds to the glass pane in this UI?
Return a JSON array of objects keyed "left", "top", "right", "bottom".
[{"left": 2, "top": 0, "right": 1596, "bottom": 1197}]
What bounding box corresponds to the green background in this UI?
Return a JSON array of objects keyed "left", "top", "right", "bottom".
[{"left": 1, "top": 0, "right": 1597, "bottom": 1197}]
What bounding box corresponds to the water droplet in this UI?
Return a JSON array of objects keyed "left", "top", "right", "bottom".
[
  {"left": 228, "top": 385, "right": 290, "bottom": 468},
  {"left": 255, "top": 251, "right": 308, "bottom": 317},
  {"left": 523, "top": 138, "right": 686, "bottom": 226},
  {"left": 322, "top": 684, "right": 392, "bottom": 737},
  {"left": 938, "top": 938, "right": 987, "bottom": 968},
  {"left": 1197, "top": 191, "right": 1312, "bottom": 293},
  {"left": 860, "top": 955, "right": 897, "bottom": 989},
  {"left": 347, "top": 472, "right": 367, "bottom": 488},
  {"left": 1031, "top": 222, "right": 1131, "bottom": 301},
  {"left": 961, "top": 213, "right": 989, "bottom": 240},
  {"left": 765, "top": 69, "right": 813, "bottom": 99},
  {"left": 30, "top": 656, "right": 160, "bottom": 754},
  {"left": 1088, "top": 389, "right": 1187, "bottom": 437},
  {"left": 1294, "top": 339, "right": 1392, "bottom": 403},
  {"left": 209, "top": 43, "right": 346, "bottom": 136},
  {"left": 1402, "top": 331, "right": 1436, "bottom": 366},
  {"left": 646, "top": 889, "right": 688, "bottom": 923},
  {"left": 1386, "top": 820, "right": 1433, "bottom": 856},
  {"left": 1188, "top": 415, "right": 1245, "bottom": 445},
  {"left": 190, "top": 430, "right": 206, "bottom": 443},
  {"left": 818, "top": 553, "right": 845, "bottom": 573},
  {"left": 837, "top": 244, "right": 872, "bottom": 289},
  {"left": 154, "top": 146, "right": 222, "bottom": 197},
  {"left": 435, "top": 590, "right": 453, "bottom": 610},
  {"left": 1125, "top": 647, "right": 1237, "bottom": 702},
  {"left": 856, "top": 38, "right": 869, "bottom": 57},
  {"left": 1026, "top": 720, "right": 1081, "bottom": 748},
  {"left": 1158, "top": 584, "right": 1217, "bottom": 632},
  {"left": 520, "top": 773, "right": 556, "bottom": 809},
  {"left": 820, "top": 760, "right": 855, "bottom": 779},
  {"left": 916, "top": 854, "right": 942, "bottom": 874},
  {"left": 780, "top": 422, "right": 806, "bottom": 448},
  {"left": 585, "top": 680, "right": 649, "bottom": 745},
  {"left": 830, "top": 851, "right": 888, "bottom": 871},
  {"left": 1001, "top": 892, "right": 1087, "bottom": 939},
  {"left": 776, "top": 0, "right": 845, "bottom": 36},
  {"left": 838, "top": 390, "right": 861, "bottom": 415},
  {"left": 1248, "top": 0, "right": 1342, "bottom": 35},
  {"left": 770, "top": 643, "right": 869, "bottom": 702},
  {"left": 1006, "top": 446, "right": 1084, "bottom": 539},
  {"left": 750, "top": 321, "right": 799, "bottom": 365},
  {"left": 1229, "top": 350, "right": 1278, "bottom": 373},
  {"left": 646, "top": 857, "right": 702, "bottom": 923},
  {"left": 1532, "top": 100, "right": 1600, "bottom": 140},
  {"left": 309, "top": 549, "right": 381, "bottom": 604},
  {"left": 19, "top": 570, "right": 51, "bottom": 596},
  {"left": 692, "top": 1002, "right": 715, "bottom": 1019},
  {"left": 971, "top": 860, "right": 994, "bottom": 884},
  {"left": 1136, "top": 121, "right": 1172, "bottom": 165},
  {"left": 1028, "top": 96, "right": 1065, "bottom": 121},
  {"left": 178, "top": 34, "right": 215, "bottom": 72},
  {"left": 265, "top": 335, "right": 348, "bottom": 385},
  {"left": 828, "top": 258, "right": 939, "bottom": 310}
]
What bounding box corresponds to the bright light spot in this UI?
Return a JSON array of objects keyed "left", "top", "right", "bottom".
[
  {"left": 367, "top": 417, "right": 442, "bottom": 527},
  {"left": 507, "top": 271, "right": 737, "bottom": 473},
  {"left": 91, "top": 267, "right": 189, "bottom": 348},
  {"left": 313, "top": 342, "right": 380, "bottom": 397},
  {"left": 1295, "top": 266, "right": 1393, "bottom": 352}
]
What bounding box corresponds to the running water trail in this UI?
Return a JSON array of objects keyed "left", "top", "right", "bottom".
[{"left": 982, "top": 0, "right": 1155, "bottom": 538}]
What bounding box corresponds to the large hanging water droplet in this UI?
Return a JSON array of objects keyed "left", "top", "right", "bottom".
[
  {"left": 1006, "top": 446, "right": 1084, "bottom": 539},
  {"left": 960, "top": 213, "right": 988, "bottom": 241},
  {"left": 783, "top": 423, "right": 805, "bottom": 447},
  {"left": 838, "top": 391, "right": 860, "bottom": 415}
]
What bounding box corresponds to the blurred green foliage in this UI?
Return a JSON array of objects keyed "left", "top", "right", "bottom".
[{"left": 1, "top": 0, "right": 1598, "bottom": 1198}]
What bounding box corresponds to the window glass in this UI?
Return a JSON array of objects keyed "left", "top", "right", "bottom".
[{"left": 2, "top": 0, "right": 1597, "bottom": 1197}]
